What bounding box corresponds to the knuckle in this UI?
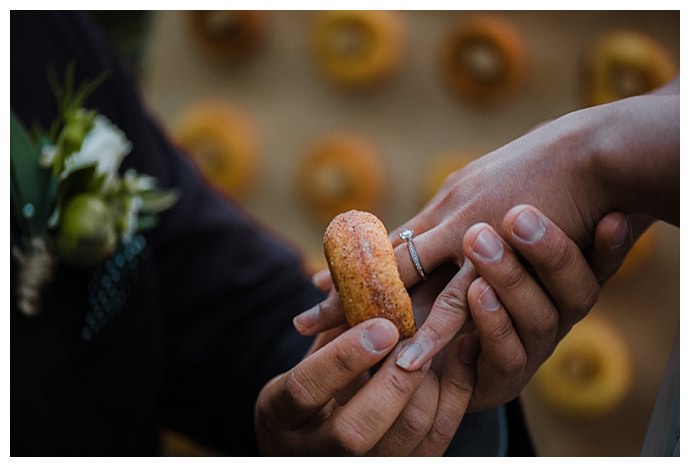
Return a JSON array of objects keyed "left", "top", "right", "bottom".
[
  {"left": 544, "top": 238, "right": 576, "bottom": 272},
  {"left": 497, "top": 347, "right": 528, "bottom": 378},
  {"left": 331, "top": 344, "right": 360, "bottom": 375},
  {"left": 445, "top": 367, "right": 475, "bottom": 396},
  {"left": 497, "top": 260, "right": 526, "bottom": 292},
  {"left": 483, "top": 314, "right": 515, "bottom": 346},
  {"left": 280, "top": 371, "right": 316, "bottom": 414},
  {"left": 254, "top": 378, "right": 277, "bottom": 421},
  {"left": 330, "top": 419, "right": 370, "bottom": 456},
  {"left": 570, "top": 285, "right": 600, "bottom": 323},
  {"left": 435, "top": 287, "right": 468, "bottom": 318},
  {"left": 418, "top": 324, "right": 445, "bottom": 349},
  {"left": 385, "top": 369, "right": 417, "bottom": 399},
  {"left": 426, "top": 416, "right": 458, "bottom": 447},
  {"left": 529, "top": 309, "right": 559, "bottom": 343},
  {"left": 398, "top": 399, "right": 435, "bottom": 438}
]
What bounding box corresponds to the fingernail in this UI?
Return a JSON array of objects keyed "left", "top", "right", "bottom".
[
  {"left": 479, "top": 283, "right": 500, "bottom": 312},
  {"left": 396, "top": 342, "right": 424, "bottom": 369},
  {"left": 293, "top": 305, "right": 319, "bottom": 332},
  {"left": 361, "top": 320, "right": 397, "bottom": 353},
  {"left": 312, "top": 269, "right": 332, "bottom": 290},
  {"left": 459, "top": 336, "right": 480, "bottom": 365},
  {"left": 472, "top": 229, "right": 503, "bottom": 262},
  {"left": 609, "top": 217, "right": 631, "bottom": 249},
  {"left": 513, "top": 209, "right": 546, "bottom": 243}
]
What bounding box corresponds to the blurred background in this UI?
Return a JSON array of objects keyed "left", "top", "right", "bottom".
[{"left": 91, "top": 10, "right": 679, "bottom": 456}]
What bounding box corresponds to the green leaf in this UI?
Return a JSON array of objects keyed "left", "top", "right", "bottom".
[
  {"left": 138, "top": 189, "right": 179, "bottom": 214},
  {"left": 136, "top": 215, "right": 158, "bottom": 232},
  {"left": 10, "top": 111, "right": 52, "bottom": 236}
]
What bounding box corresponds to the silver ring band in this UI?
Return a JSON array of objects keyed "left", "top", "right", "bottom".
[{"left": 399, "top": 228, "right": 427, "bottom": 280}]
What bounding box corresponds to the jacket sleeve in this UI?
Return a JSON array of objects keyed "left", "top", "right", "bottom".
[{"left": 11, "top": 11, "right": 322, "bottom": 454}]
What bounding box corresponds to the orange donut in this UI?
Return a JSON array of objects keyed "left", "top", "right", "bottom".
[
  {"left": 311, "top": 10, "right": 404, "bottom": 89},
  {"left": 324, "top": 210, "right": 416, "bottom": 339},
  {"left": 188, "top": 11, "right": 266, "bottom": 62},
  {"left": 174, "top": 101, "right": 259, "bottom": 199},
  {"left": 441, "top": 14, "right": 527, "bottom": 103},
  {"left": 297, "top": 134, "right": 385, "bottom": 224},
  {"left": 586, "top": 31, "right": 676, "bottom": 106},
  {"left": 532, "top": 313, "right": 633, "bottom": 419},
  {"left": 614, "top": 226, "right": 656, "bottom": 280}
]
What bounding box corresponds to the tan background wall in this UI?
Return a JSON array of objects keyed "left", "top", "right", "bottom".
[{"left": 141, "top": 11, "right": 679, "bottom": 456}]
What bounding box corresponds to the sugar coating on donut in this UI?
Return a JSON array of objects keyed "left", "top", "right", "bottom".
[{"left": 324, "top": 210, "right": 415, "bottom": 339}]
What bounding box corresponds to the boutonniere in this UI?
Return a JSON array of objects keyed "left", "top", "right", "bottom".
[{"left": 11, "top": 66, "right": 177, "bottom": 317}]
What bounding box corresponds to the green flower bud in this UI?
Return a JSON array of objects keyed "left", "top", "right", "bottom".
[
  {"left": 55, "top": 193, "right": 117, "bottom": 268},
  {"left": 60, "top": 109, "right": 95, "bottom": 156}
]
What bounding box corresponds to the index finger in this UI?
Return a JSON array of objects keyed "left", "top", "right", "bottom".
[{"left": 396, "top": 260, "right": 477, "bottom": 371}]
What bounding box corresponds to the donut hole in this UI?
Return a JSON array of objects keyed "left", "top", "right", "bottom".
[
  {"left": 198, "top": 11, "right": 246, "bottom": 41},
  {"left": 312, "top": 163, "right": 354, "bottom": 201},
  {"left": 328, "top": 19, "right": 373, "bottom": 62},
  {"left": 456, "top": 37, "right": 508, "bottom": 85},
  {"left": 609, "top": 62, "right": 651, "bottom": 98},
  {"left": 442, "top": 16, "right": 527, "bottom": 102},
  {"left": 189, "top": 10, "right": 265, "bottom": 61},
  {"left": 560, "top": 349, "right": 603, "bottom": 385}
]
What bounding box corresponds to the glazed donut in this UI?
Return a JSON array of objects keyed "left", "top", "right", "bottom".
[
  {"left": 441, "top": 14, "right": 527, "bottom": 103},
  {"left": 174, "top": 101, "right": 259, "bottom": 199},
  {"left": 297, "top": 134, "right": 385, "bottom": 224},
  {"left": 614, "top": 226, "right": 656, "bottom": 280},
  {"left": 586, "top": 31, "right": 675, "bottom": 106},
  {"left": 188, "top": 11, "right": 266, "bottom": 62},
  {"left": 532, "top": 313, "right": 632, "bottom": 419},
  {"left": 311, "top": 10, "right": 404, "bottom": 89},
  {"left": 324, "top": 210, "right": 416, "bottom": 339}
]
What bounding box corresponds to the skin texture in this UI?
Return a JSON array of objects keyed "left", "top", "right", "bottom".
[
  {"left": 292, "top": 76, "right": 678, "bottom": 415},
  {"left": 255, "top": 318, "right": 479, "bottom": 455},
  {"left": 267, "top": 206, "right": 633, "bottom": 454}
]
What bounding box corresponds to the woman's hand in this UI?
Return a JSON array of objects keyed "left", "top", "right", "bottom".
[{"left": 386, "top": 87, "right": 677, "bottom": 372}]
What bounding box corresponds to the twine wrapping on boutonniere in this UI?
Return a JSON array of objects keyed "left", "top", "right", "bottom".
[{"left": 11, "top": 65, "right": 177, "bottom": 316}]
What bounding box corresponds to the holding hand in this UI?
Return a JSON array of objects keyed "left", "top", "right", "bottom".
[{"left": 255, "top": 317, "right": 480, "bottom": 455}]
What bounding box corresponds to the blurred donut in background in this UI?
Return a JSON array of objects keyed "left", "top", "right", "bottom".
[
  {"left": 174, "top": 101, "right": 260, "bottom": 199},
  {"left": 188, "top": 10, "right": 266, "bottom": 62},
  {"left": 421, "top": 151, "right": 478, "bottom": 205},
  {"left": 296, "top": 133, "right": 386, "bottom": 224},
  {"left": 585, "top": 30, "right": 675, "bottom": 106},
  {"left": 311, "top": 10, "right": 404, "bottom": 89},
  {"left": 532, "top": 313, "right": 633, "bottom": 419},
  {"left": 613, "top": 226, "right": 657, "bottom": 280},
  {"left": 441, "top": 14, "right": 527, "bottom": 103}
]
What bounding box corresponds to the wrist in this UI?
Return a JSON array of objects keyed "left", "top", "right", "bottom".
[{"left": 584, "top": 95, "right": 679, "bottom": 224}]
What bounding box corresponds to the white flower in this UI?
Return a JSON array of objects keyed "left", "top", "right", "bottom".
[
  {"left": 123, "top": 168, "right": 156, "bottom": 193},
  {"left": 64, "top": 114, "right": 132, "bottom": 180},
  {"left": 121, "top": 195, "right": 142, "bottom": 242},
  {"left": 39, "top": 143, "right": 56, "bottom": 168}
]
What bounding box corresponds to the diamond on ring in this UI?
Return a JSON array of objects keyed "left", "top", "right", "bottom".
[
  {"left": 399, "top": 228, "right": 427, "bottom": 280},
  {"left": 399, "top": 228, "right": 414, "bottom": 241}
]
